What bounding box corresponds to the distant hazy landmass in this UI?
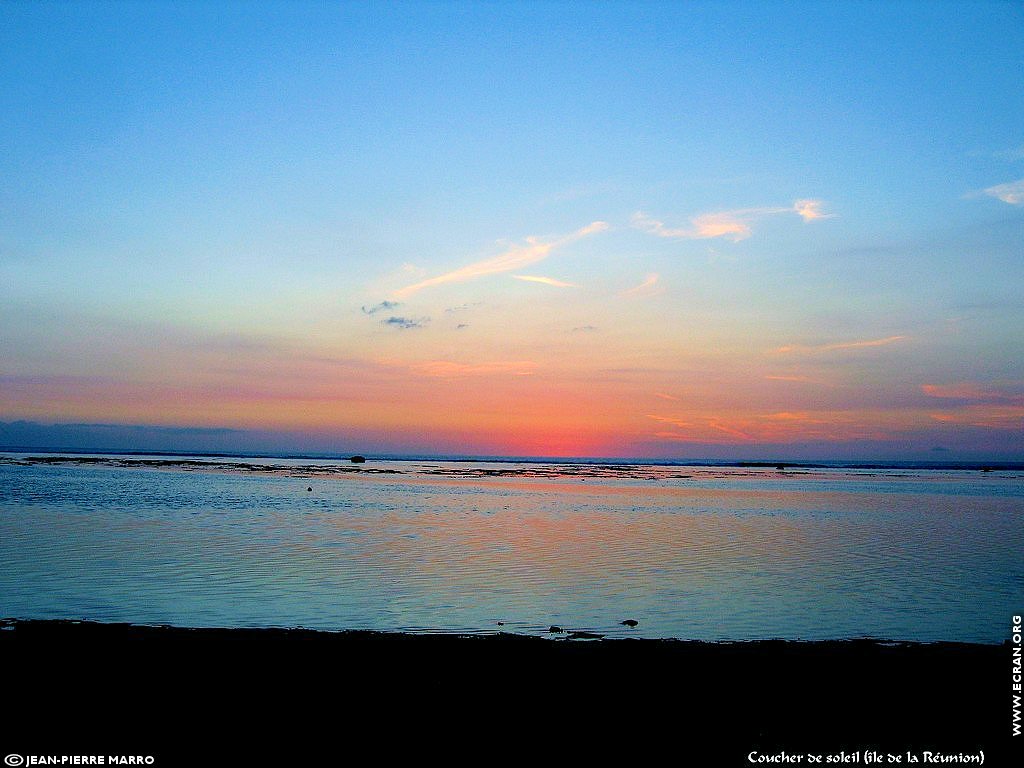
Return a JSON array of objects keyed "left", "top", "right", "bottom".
[{"left": 2, "top": 419, "right": 1021, "bottom": 468}]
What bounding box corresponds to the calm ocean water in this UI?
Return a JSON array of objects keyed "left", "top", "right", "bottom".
[{"left": 1, "top": 453, "right": 1021, "bottom": 642}]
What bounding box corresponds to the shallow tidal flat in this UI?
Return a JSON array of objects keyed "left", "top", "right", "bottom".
[{"left": 1, "top": 453, "right": 1020, "bottom": 643}]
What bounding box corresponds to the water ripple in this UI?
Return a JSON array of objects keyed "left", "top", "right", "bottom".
[{"left": 0, "top": 457, "right": 1021, "bottom": 641}]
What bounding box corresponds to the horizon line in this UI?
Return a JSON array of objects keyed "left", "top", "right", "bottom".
[{"left": 1, "top": 445, "right": 1021, "bottom": 470}]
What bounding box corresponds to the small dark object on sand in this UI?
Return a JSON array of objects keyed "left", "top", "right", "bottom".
[
  {"left": 307, "top": 487, "right": 312, "bottom": 492},
  {"left": 621, "top": 619, "right": 638, "bottom": 627},
  {"left": 567, "top": 631, "right": 604, "bottom": 640},
  {"left": 548, "top": 626, "right": 563, "bottom": 633},
  {"left": 350, "top": 455, "right": 366, "bottom": 463}
]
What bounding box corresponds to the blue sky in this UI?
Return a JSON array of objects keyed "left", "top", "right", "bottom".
[{"left": 1, "top": 1, "right": 1022, "bottom": 458}]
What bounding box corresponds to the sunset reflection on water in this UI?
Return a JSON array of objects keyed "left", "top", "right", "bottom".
[{"left": 0, "top": 456, "right": 1020, "bottom": 641}]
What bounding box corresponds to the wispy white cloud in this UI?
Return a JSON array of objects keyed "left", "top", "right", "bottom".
[
  {"left": 393, "top": 221, "right": 608, "bottom": 299},
  {"left": 793, "top": 199, "right": 835, "bottom": 221},
  {"left": 410, "top": 360, "right": 537, "bottom": 378},
  {"left": 632, "top": 210, "right": 754, "bottom": 241},
  {"left": 511, "top": 275, "right": 579, "bottom": 288},
  {"left": 646, "top": 414, "right": 693, "bottom": 429},
  {"left": 982, "top": 178, "right": 1024, "bottom": 205},
  {"left": 622, "top": 273, "right": 663, "bottom": 297},
  {"left": 632, "top": 200, "right": 832, "bottom": 242},
  {"left": 774, "top": 335, "right": 907, "bottom": 354},
  {"left": 764, "top": 374, "right": 815, "bottom": 382}
]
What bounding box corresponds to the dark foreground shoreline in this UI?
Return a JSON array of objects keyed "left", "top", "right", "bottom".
[{"left": 1, "top": 620, "right": 1019, "bottom": 765}]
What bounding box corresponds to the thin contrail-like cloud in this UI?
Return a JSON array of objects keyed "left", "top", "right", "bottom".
[
  {"left": 774, "top": 335, "right": 907, "bottom": 354},
  {"left": 393, "top": 221, "right": 608, "bottom": 299},
  {"left": 512, "top": 275, "right": 579, "bottom": 288},
  {"left": 623, "top": 273, "right": 662, "bottom": 297}
]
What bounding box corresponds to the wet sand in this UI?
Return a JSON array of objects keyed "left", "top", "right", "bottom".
[
  {"left": 1, "top": 620, "right": 1015, "bottom": 765},
  {"left": 6, "top": 453, "right": 1020, "bottom": 480}
]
